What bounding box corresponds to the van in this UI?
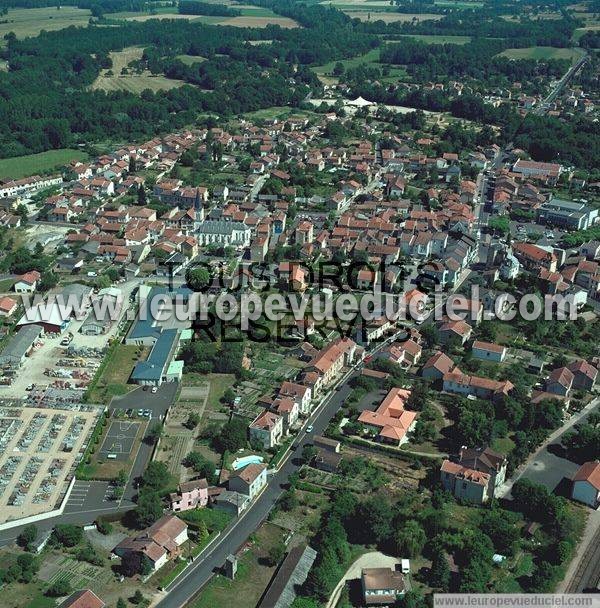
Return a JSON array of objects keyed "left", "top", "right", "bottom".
[{"left": 107, "top": 453, "right": 117, "bottom": 460}]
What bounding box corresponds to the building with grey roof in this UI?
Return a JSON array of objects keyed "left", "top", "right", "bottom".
[
  {"left": 536, "top": 197, "right": 598, "bottom": 230},
  {"left": 197, "top": 220, "right": 251, "bottom": 247},
  {"left": 0, "top": 325, "right": 43, "bottom": 367},
  {"left": 258, "top": 544, "right": 318, "bottom": 608}
]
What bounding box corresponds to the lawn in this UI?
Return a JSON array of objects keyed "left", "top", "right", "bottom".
[
  {"left": 190, "top": 522, "right": 286, "bottom": 608},
  {"left": 0, "top": 149, "right": 88, "bottom": 180},
  {"left": 0, "top": 7, "right": 91, "bottom": 43},
  {"left": 498, "top": 46, "right": 585, "bottom": 63},
  {"left": 312, "top": 48, "right": 408, "bottom": 83},
  {"left": 176, "top": 54, "right": 207, "bottom": 65},
  {"left": 87, "top": 343, "right": 147, "bottom": 404}
]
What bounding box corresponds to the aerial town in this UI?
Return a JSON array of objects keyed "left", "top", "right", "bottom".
[{"left": 0, "top": 1, "right": 599, "bottom": 608}]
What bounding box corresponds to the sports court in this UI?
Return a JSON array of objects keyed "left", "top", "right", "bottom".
[{"left": 99, "top": 420, "right": 140, "bottom": 461}]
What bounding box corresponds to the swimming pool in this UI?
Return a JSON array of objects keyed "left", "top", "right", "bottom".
[{"left": 232, "top": 454, "right": 264, "bottom": 470}]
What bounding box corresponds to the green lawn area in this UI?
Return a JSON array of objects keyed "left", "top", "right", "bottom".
[
  {"left": 0, "top": 149, "right": 88, "bottom": 180},
  {"left": 491, "top": 436, "right": 516, "bottom": 456},
  {"left": 395, "top": 34, "right": 472, "bottom": 44},
  {"left": 498, "top": 46, "right": 585, "bottom": 63},
  {"left": 176, "top": 54, "right": 207, "bottom": 65},
  {"left": 312, "top": 48, "right": 408, "bottom": 82},
  {"left": 0, "top": 277, "right": 15, "bottom": 292},
  {"left": 87, "top": 343, "right": 146, "bottom": 404}
]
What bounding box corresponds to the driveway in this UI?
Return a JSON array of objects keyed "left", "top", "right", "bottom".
[{"left": 326, "top": 552, "right": 400, "bottom": 608}]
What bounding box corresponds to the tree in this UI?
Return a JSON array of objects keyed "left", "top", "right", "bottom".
[
  {"left": 52, "top": 524, "right": 83, "bottom": 548},
  {"left": 214, "top": 418, "right": 247, "bottom": 453},
  {"left": 301, "top": 444, "right": 317, "bottom": 464},
  {"left": 266, "top": 541, "right": 286, "bottom": 566},
  {"left": 145, "top": 422, "right": 163, "bottom": 445},
  {"left": 222, "top": 388, "right": 236, "bottom": 406},
  {"left": 46, "top": 579, "right": 72, "bottom": 597},
  {"left": 429, "top": 551, "right": 450, "bottom": 590},
  {"left": 117, "top": 598, "right": 127, "bottom": 608},
  {"left": 133, "top": 491, "right": 164, "bottom": 528},
  {"left": 394, "top": 520, "right": 426, "bottom": 558},
  {"left": 17, "top": 524, "right": 37, "bottom": 551},
  {"left": 131, "top": 590, "right": 145, "bottom": 605},
  {"left": 184, "top": 412, "right": 201, "bottom": 429},
  {"left": 186, "top": 266, "right": 211, "bottom": 291},
  {"left": 137, "top": 184, "right": 146, "bottom": 205},
  {"left": 182, "top": 452, "right": 215, "bottom": 480}
]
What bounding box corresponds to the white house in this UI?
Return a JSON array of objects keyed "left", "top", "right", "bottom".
[
  {"left": 571, "top": 461, "right": 600, "bottom": 509},
  {"left": 228, "top": 463, "right": 268, "bottom": 500},
  {"left": 249, "top": 410, "right": 284, "bottom": 449}
]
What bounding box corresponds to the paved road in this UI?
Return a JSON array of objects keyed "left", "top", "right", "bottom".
[{"left": 155, "top": 378, "right": 358, "bottom": 608}]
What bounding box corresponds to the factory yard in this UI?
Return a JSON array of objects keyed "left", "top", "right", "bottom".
[{"left": 0, "top": 402, "right": 102, "bottom": 524}]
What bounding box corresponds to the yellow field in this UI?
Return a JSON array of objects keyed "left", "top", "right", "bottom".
[
  {"left": 0, "top": 6, "right": 91, "bottom": 43},
  {"left": 91, "top": 47, "right": 186, "bottom": 93}
]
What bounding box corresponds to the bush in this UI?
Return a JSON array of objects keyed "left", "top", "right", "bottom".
[{"left": 52, "top": 524, "right": 83, "bottom": 548}]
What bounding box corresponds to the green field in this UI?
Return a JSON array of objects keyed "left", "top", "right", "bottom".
[
  {"left": 312, "top": 48, "right": 408, "bottom": 83},
  {"left": 0, "top": 7, "right": 91, "bottom": 43},
  {"left": 177, "top": 54, "right": 208, "bottom": 65},
  {"left": 0, "top": 149, "right": 88, "bottom": 180},
  {"left": 498, "top": 46, "right": 585, "bottom": 63},
  {"left": 395, "top": 34, "right": 472, "bottom": 44}
]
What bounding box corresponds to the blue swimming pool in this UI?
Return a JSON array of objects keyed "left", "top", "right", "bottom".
[{"left": 232, "top": 454, "right": 264, "bottom": 470}]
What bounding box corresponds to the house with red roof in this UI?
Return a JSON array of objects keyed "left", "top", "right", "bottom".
[
  {"left": 14, "top": 270, "right": 41, "bottom": 294},
  {"left": 249, "top": 410, "right": 284, "bottom": 449},
  {"left": 571, "top": 461, "right": 600, "bottom": 509},
  {"left": 421, "top": 352, "right": 456, "bottom": 381},
  {"left": 357, "top": 387, "right": 418, "bottom": 447},
  {"left": 566, "top": 360, "right": 598, "bottom": 391},
  {"left": 59, "top": 589, "right": 105, "bottom": 608},
  {"left": 546, "top": 366, "right": 574, "bottom": 396}
]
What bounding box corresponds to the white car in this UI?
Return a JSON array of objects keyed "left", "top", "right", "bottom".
[
  {"left": 151, "top": 386, "right": 157, "bottom": 394},
  {"left": 306, "top": 425, "right": 314, "bottom": 433}
]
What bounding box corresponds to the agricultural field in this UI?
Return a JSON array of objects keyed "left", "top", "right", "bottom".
[
  {"left": 498, "top": 46, "right": 585, "bottom": 63},
  {"left": 0, "top": 149, "right": 88, "bottom": 180},
  {"left": 91, "top": 47, "right": 186, "bottom": 94},
  {"left": 110, "top": 5, "right": 299, "bottom": 27},
  {"left": 0, "top": 7, "right": 91, "bottom": 44}
]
